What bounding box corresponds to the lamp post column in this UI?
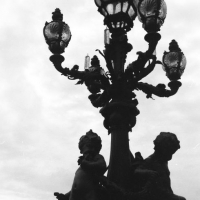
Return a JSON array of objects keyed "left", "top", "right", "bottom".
[
  {"left": 101, "top": 33, "right": 139, "bottom": 189},
  {"left": 107, "top": 115, "right": 132, "bottom": 189},
  {"left": 100, "top": 84, "right": 139, "bottom": 190}
]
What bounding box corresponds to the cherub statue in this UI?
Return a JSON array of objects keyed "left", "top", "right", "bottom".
[
  {"left": 54, "top": 130, "right": 107, "bottom": 200},
  {"left": 132, "top": 132, "right": 186, "bottom": 200},
  {"left": 100, "top": 132, "right": 186, "bottom": 200}
]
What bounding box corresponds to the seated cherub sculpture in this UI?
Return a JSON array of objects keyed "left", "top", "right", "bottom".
[
  {"left": 132, "top": 132, "right": 186, "bottom": 200},
  {"left": 54, "top": 130, "right": 107, "bottom": 200},
  {"left": 100, "top": 132, "right": 186, "bottom": 200}
]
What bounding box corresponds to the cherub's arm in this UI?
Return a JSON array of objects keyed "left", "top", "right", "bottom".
[
  {"left": 134, "top": 168, "right": 158, "bottom": 180},
  {"left": 81, "top": 154, "right": 107, "bottom": 174},
  {"left": 54, "top": 191, "right": 70, "bottom": 200}
]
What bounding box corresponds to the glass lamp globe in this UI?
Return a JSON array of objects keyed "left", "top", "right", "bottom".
[
  {"left": 94, "top": 0, "right": 138, "bottom": 33},
  {"left": 162, "top": 40, "right": 186, "bottom": 81},
  {"left": 137, "top": 0, "right": 167, "bottom": 32},
  {"left": 43, "top": 8, "right": 72, "bottom": 54}
]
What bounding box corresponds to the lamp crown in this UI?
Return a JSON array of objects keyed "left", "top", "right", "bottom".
[
  {"left": 52, "top": 8, "right": 63, "bottom": 21},
  {"left": 91, "top": 55, "right": 100, "bottom": 67},
  {"left": 169, "top": 40, "right": 181, "bottom": 52}
]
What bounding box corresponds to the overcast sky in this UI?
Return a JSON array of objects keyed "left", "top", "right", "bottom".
[{"left": 0, "top": 0, "right": 200, "bottom": 200}]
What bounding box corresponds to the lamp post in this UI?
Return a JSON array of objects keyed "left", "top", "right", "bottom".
[{"left": 44, "top": 0, "right": 186, "bottom": 195}]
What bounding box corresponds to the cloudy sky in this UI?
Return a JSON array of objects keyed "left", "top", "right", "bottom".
[{"left": 0, "top": 0, "right": 200, "bottom": 200}]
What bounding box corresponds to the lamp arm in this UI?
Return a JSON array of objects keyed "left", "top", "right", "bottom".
[
  {"left": 96, "top": 48, "right": 116, "bottom": 82},
  {"left": 50, "top": 55, "right": 85, "bottom": 79},
  {"left": 125, "top": 52, "right": 149, "bottom": 77},
  {"left": 50, "top": 55, "right": 66, "bottom": 74},
  {"left": 136, "top": 81, "right": 182, "bottom": 99},
  {"left": 165, "top": 81, "right": 182, "bottom": 97},
  {"left": 49, "top": 55, "right": 111, "bottom": 90},
  {"left": 135, "top": 57, "right": 163, "bottom": 81},
  {"left": 125, "top": 54, "right": 162, "bottom": 83},
  {"left": 105, "top": 57, "right": 116, "bottom": 81},
  {"left": 145, "top": 33, "right": 161, "bottom": 56}
]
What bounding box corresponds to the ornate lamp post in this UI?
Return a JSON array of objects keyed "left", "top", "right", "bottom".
[{"left": 43, "top": 0, "right": 186, "bottom": 197}]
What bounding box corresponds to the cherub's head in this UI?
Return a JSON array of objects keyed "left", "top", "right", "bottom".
[
  {"left": 78, "top": 130, "right": 102, "bottom": 156},
  {"left": 153, "top": 132, "right": 180, "bottom": 161}
]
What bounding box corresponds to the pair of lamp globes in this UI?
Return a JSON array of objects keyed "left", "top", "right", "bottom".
[{"left": 43, "top": 0, "right": 186, "bottom": 83}]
